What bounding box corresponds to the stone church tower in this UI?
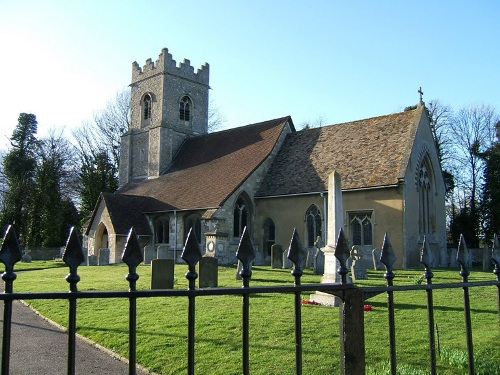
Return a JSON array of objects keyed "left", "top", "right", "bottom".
[{"left": 119, "top": 48, "right": 210, "bottom": 186}]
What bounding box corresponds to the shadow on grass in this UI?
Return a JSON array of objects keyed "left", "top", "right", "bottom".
[{"left": 369, "top": 300, "right": 497, "bottom": 314}]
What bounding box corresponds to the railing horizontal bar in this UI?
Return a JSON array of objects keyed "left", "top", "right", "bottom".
[{"left": 0, "top": 280, "right": 497, "bottom": 301}]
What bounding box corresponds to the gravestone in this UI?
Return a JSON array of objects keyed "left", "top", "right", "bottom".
[
  {"left": 307, "top": 236, "right": 323, "bottom": 268},
  {"left": 271, "top": 244, "right": 283, "bottom": 269},
  {"left": 22, "top": 249, "right": 32, "bottom": 263},
  {"left": 372, "top": 248, "right": 382, "bottom": 270},
  {"left": 98, "top": 248, "right": 110, "bottom": 266},
  {"left": 88, "top": 254, "right": 98, "bottom": 266},
  {"left": 82, "top": 248, "right": 88, "bottom": 266},
  {"left": 482, "top": 244, "right": 490, "bottom": 271},
  {"left": 144, "top": 245, "right": 156, "bottom": 265},
  {"left": 151, "top": 258, "right": 175, "bottom": 289},
  {"left": 350, "top": 246, "right": 367, "bottom": 281},
  {"left": 199, "top": 257, "right": 218, "bottom": 288},
  {"left": 313, "top": 248, "right": 325, "bottom": 275},
  {"left": 235, "top": 260, "right": 243, "bottom": 280},
  {"left": 282, "top": 249, "right": 292, "bottom": 269},
  {"left": 449, "top": 248, "right": 458, "bottom": 268},
  {"left": 157, "top": 245, "right": 169, "bottom": 259}
]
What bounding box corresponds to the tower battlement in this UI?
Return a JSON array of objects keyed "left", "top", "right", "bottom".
[{"left": 132, "top": 48, "right": 209, "bottom": 85}]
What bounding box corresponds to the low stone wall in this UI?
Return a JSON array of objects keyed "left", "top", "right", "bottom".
[{"left": 24, "top": 247, "right": 62, "bottom": 260}]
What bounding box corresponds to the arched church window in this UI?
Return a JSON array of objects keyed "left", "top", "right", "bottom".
[
  {"left": 234, "top": 194, "right": 252, "bottom": 238},
  {"left": 143, "top": 94, "right": 152, "bottom": 120},
  {"left": 418, "top": 157, "right": 434, "bottom": 235},
  {"left": 179, "top": 96, "right": 191, "bottom": 121},
  {"left": 184, "top": 214, "right": 201, "bottom": 244},
  {"left": 157, "top": 221, "right": 164, "bottom": 244},
  {"left": 305, "top": 205, "right": 322, "bottom": 247},
  {"left": 263, "top": 218, "right": 276, "bottom": 256},
  {"left": 349, "top": 212, "right": 373, "bottom": 246}
]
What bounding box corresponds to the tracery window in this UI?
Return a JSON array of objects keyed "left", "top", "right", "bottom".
[
  {"left": 184, "top": 214, "right": 201, "bottom": 244},
  {"left": 306, "top": 205, "right": 322, "bottom": 247},
  {"left": 263, "top": 218, "right": 276, "bottom": 256},
  {"left": 179, "top": 96, "right": 191, "bottom": 121},
  {"left": 418, "top": 158, "right": 433, "bottom": 234},
  {"left": 349, "top": 211, "right": 373, "bottom": 246},
  {"left": 233, "top": 194, "right": 251, "bottom": 238},
  {"left": 156, "top": 220, "right": 169, "bottom": 244}
]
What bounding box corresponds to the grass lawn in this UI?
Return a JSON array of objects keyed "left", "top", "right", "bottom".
[{"left": 7, "top": 261, "right": 500, "bottom": 375}]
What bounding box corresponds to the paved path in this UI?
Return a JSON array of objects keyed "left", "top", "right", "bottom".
[{"left": 0, "top": 298, "right": 153, "bottom": 374}]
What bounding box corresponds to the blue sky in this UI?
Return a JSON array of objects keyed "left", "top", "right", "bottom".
[{"left": 1, "top": 1, "right": 498, "bottom": 150}]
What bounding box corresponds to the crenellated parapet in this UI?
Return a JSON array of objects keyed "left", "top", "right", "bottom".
[{"left": 132, "top": 48, "right": 209, "bottom": 85}]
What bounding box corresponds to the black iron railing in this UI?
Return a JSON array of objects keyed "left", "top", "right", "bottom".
[{"left": 1, "top": 224, "right": 499, "bottom": 375}]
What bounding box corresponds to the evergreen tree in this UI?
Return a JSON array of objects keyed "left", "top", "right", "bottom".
[
  {"left": 0, "top": 113, "right": 39, "bottom": 241},
  {"left": 481, "top": 123, "right": 500, "bottom": 241}
]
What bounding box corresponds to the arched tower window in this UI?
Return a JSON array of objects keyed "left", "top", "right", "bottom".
[
  {"left": 263, "top": 218, "right": 276, "bottom": 256},
  {"left": 179, "top": 96, "right": 192, "bottom": 122},
  {"left": 233, "top": 193, "right": 252, "bottom": 238},
  {"left": 305, "top": 205, "right": 322, "bottom": 247},
  {"left": 418, "top": 157, "right": 434, "bottom": 235},
  {"left": 143, "top": 94, "right": 152, "bottom": 120}
]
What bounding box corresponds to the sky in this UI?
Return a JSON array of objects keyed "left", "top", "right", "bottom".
[{"left": 0, "top": 1, "right": 499, "bottom": 150}]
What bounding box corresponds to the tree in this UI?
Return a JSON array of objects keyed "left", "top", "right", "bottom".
[
  {"left": 207, "top": 98, "right": 226, "bottom": 132},
  {"left": 447, "top": 104, "right": 499, "bottom": 246},
  {"left": 0, "top": 113, "right": 39, "bottom": 240},
  {"left": 480, "top": 122, "right": 500, "bottom": 242},
  {"left": 73, "top": 90, "right": 130, "bottom": 224},
  {"left": 26, "top": 131, "right": 78, "bottom": 247}
]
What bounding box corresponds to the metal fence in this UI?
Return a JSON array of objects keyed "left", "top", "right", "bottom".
[{"left": 1, "top": 224, "right": 499, "bottom": 375}]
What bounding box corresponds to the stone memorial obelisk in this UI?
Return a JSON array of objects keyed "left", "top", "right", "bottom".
[{"left": 310, "top": 171, "right": 350, "bottom": 306}]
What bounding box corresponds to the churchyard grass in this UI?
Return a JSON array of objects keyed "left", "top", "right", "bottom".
[{"left": 10, "top": 264, "right": 500, "bottom": 375}]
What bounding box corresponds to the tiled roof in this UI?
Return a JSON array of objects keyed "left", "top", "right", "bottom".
[
  {"left": 118, "top": 116, "right": 292, "bottom": 210},
  {"left": 256, "top": 107, "right": 421, "bottom": 197},
  {"left": 102, "top": 193, "right": 171, "bottom": 235}
]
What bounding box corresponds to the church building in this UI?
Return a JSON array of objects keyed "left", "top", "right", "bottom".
[{"left": 85, "top": 48, "right": 447, "bottom": 269}]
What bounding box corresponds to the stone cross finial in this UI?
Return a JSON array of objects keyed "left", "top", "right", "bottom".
[{"left": 418, "top": 87, "right": 424, "bottom": 104}]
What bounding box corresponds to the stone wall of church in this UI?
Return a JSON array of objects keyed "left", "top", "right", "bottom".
[{"left": 207, "top": 121, "right": 295, "bottom": 265}]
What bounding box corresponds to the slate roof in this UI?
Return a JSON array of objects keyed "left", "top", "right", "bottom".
[
  {"left": 117, "top": 116, "right": 293, "bottom": 210},
  {"left": 85, "top": 193, "right": 171, "bottom": 236},
  {"left": 256, "top": 107, "right": 422, "bottom": 197}
]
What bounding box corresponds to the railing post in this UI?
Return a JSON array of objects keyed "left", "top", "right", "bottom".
[
  {"left": 457, "top": 234, "right": 475, "bottom": 375},
  {"left": 287, "top": 229, "right": 307, "bottom": 375},
  {"left": 181, "top": 228, "right": 202, "bottom": 375},
  {"left": 0, "top": 225, "right": 22, "bottom": 375},
  {"left": 334, "top": 228, "right": 365, "bottom": 375},
  {"left": 62, "top": 227, "right": 85, "bottom": 375},
  {"left": 420, "top": 236, "right": 437, "bottom": 375},
  {"left": 121, "top": 228, "right": 144, "bottom": 375},
  {"left": 236, "top": 227, "right": 255, "bottom": 375},
  {"left": 492, "top": 234, "right": 500, "bottom": 327},
  {"left": 381, "top": 233, "right": 397, "bottom": 375},
  {"left": 339, "top": 286, "right": 365, "bottom": 375}
]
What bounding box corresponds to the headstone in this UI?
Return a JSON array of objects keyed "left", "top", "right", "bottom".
[
  {"left": 88, "top": 254, "right": 98, "bottom": 266},
  {"left": 199, "top": 257, "right": 218, "bottom": 288},
  {"left": 22, "top": 249, "right": 32, "bottom": 263},
  {"left": 449, "top": 248, "right": 458, "bottom": 268},
  {"left": 235, "top": 260, "right": 243, "bottom": 280},
  {"left": 307, "top": 237, "right": 323, "bottom": 268},
  {"left": 271, "top": 244, "right": 283, "bottom": 269},
  {"left": 313, "top": 248, "right": 325, "bottom": 275},
  {"left": 144, "top": 245, "right": 156, "bottom": 265},
  {"left": 82, "top": 248, "right": 88, "bottom": 266},
  {"left": 372, "top": 248, "right": 382, "bottom": 270},
  {"left": 151, "top": 258, "right": 175, "bottom": 289},
  {"left": 350, "top": 246, "right": 367, "bottom": 281},
  {"left": 157, "top": 245, "right": 169, "bottom": 259},
  {"left": 98, "top": 248, "right": 110, "bottom": 266},
  {"left": 482, "top": 244, "right": 490, "bottom": 271},
  {"left": 282, "top": 249, "right": 292, "bottom": 269}
]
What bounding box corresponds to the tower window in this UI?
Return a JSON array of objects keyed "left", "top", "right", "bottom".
[
  {"left": 179, "top": 96, "right": 191, "bottom": 121},
  {"left": 143, "top": 94, "right": 152, "bottom": 120}
]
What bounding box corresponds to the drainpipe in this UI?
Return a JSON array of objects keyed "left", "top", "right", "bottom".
[
  {"left": 174, "top": 210, "right": 178, "bottom": 263},
  {"left": 321, "top": 192, "right": 328, "bottom": 245}
]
